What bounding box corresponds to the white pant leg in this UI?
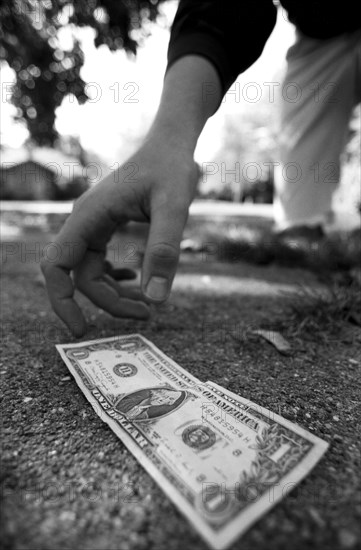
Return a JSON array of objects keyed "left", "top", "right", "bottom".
[{"left": 274, "top": 30, "right": 361, "bottom": 230}]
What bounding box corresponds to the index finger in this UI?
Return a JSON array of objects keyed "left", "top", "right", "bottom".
[
  {"left": 41, "top": 229, "right": 88, "bottom": 337},
  {"left": 41, "top": 186, "right": 119, "bottom": 336}
]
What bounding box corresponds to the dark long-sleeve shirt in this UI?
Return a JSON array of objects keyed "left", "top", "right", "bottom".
[{"left": 167, "top": 0, "right": 361, "bottom": 95}]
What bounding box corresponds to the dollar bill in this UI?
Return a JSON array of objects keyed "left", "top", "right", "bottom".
[{"left": 56, "top": 334, "right": 328, "bottom": 549}]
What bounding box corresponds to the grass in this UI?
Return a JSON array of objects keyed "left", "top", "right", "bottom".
[
  {"left": 196, "top": 224, "right": 361, "bottom": 271},
  {"left": 1, "top": 214, "right": 360, "bottom": 550},
  {"left": 280, "top": 271, "right": 361, "bottom": 342},
  {"left": 3, "top": 205, "right": 360, "bottom": 271}
]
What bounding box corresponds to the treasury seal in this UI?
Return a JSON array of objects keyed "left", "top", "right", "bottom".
[
  {"left": 113, "top": 363, "right": 138, "bottom": 377},
  {"left": 182, "top": 425, "right": 216, "bottom": 451}
]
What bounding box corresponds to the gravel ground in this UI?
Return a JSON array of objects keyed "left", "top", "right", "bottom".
[{"left": 1, "top": 228, "right": 360, "bottom": 550}]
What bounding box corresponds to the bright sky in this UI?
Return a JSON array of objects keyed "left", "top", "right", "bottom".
[{"left": 0, "top": 2, "right": 295, "bottom": 165}]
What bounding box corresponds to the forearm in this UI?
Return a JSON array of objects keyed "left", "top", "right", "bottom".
[{"left": 146, "top": 55, "right": 222, "bottom": 155}]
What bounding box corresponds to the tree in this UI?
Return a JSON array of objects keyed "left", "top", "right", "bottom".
[
  {"left": 0, "top": 0, "right": 167, "bottom": 145},
  {"left": 202, "top": 102, "right": 278, "bottom": 203}
]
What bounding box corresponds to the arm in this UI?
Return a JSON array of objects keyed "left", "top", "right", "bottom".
[
  {"left": 42, "top": 0, "right": 277, "bottom": 337},
  {"left": 41, "top": 56, "right": 222, "bottom": 336},
  {"left": 148, "top": 55, "right": 222, "bottom": 152},
  {"left": 167, "top": 0, "right": 277, "bottom": 95}
]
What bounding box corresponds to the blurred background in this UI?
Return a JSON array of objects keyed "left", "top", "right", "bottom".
[
  {"left": 2, "top": 8, "right": 361, "bottom": 550},
  {"left": 0, "top": 0, "right": 359, "bottom": 212}
]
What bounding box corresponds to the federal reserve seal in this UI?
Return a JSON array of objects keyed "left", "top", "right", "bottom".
[
  {"left": 113, "top": 363, "right": 138, "bottom": 377},
  {"left": 182, "top": 425, "right": 216, "bottom": 451}
]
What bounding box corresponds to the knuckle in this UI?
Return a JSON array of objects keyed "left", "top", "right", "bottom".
[{"left": 148, "top": 242, "right": 179, "bottom": 263}]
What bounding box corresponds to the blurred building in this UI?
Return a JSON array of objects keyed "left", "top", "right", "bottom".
[
  {"left": 0, "top": 160, "right": 57, "bottom": 200},
  {"left": 0, "top": 146, "right": 87, "bottom": 200}
]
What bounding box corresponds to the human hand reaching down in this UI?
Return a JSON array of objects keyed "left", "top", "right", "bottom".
[
  {"left": 41, "top": 56, "right": 222, "bottom": 336},
  {"left": 41, "top": 142, "right": 199, "bottom": 337}
]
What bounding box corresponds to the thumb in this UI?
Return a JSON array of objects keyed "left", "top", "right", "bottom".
[{"left": 141, "top": 197, "right": 189, "bottom": 302}]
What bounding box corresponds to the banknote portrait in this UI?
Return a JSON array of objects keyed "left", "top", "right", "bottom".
[{"left": 115, "top": 387, "right": 187, "bottom": 421}]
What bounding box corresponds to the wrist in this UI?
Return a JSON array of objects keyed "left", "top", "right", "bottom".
[
  {"left": 145, "top": 56, "right": 222, "bottom": 156},
  {"left": 145, "top": 119, "right": 198, "bottom": 156}
]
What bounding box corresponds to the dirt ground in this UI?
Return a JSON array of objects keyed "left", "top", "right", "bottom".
[{"left": 1, "top": 224, "right": 360, "bottom": 550}]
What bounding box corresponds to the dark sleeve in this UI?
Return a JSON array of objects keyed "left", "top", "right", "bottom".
[{"left": 167, "top": 0, "right": 277, "bottom": 97}]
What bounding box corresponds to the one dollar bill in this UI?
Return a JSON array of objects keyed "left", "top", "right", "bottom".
[{"left": 56, "top": 334, "right": 328, "bottom": 549}]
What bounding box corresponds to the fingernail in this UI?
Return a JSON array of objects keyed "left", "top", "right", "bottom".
[{"left": 145, "top": 276, "right": 168, "bottom": 301}]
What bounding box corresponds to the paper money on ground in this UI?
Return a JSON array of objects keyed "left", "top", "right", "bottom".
[{"left": 56, "top": 334, "right": 328, "bottom": 550}]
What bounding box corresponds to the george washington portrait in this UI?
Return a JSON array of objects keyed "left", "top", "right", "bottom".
[{"left": 115, "top": 387, "right": 187, "bottom": 421}]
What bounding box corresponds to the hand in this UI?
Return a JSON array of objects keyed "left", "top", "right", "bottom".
[
  {"left": 41, "top": 141, "right": 199, "bottom": 337},
  {"left": 41, "top": 55, "right": 221, "bottom": 337}
]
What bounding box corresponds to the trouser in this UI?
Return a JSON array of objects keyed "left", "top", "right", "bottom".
[{"left": 273, "top": 29, "right": 361, "bottom": 230}]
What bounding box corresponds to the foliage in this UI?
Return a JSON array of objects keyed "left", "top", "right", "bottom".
[
  {"left": 200, "top": 100, "right": 278, "bottom": 203},
  {"left": 334, "top": 105, "right": 361, "bottom": 214},
  {"left": 284, "top": 270, "right": 361, "bottom": 339},
  {"left": 0, "top": 0, "right": 167, "bottom": 145}
]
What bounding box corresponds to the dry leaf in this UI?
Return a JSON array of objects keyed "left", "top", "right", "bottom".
[{"left": 253, "top": 330, "right": 292, "bottom": 355}]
